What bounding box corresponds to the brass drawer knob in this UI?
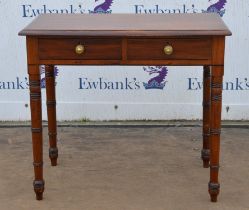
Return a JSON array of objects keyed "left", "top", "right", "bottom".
[
  {"left": 75, "top": 44, "right": 85, "bottom": 55},
  {"left": 164, "top": 45, "right": 173, "bottom": 55}
]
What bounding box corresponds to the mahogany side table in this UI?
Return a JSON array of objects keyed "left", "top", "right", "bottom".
[{"left": 19, "top": 13, "right": 231, "bottom": 202}]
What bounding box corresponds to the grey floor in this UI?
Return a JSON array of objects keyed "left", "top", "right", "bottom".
[{"left": 0, "top": 127, "right": 248, "bottom": 210}]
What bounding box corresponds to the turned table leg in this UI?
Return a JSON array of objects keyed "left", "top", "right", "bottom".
[
  {"left": 29, "top": 65, "right": 44, "bottom": 200},
  {"left": 45, "top": 65, "right": 58, "bottom": 166},
  {"left": 209, "top": 66, "right": 223, "bottom": 202},
  {"left": 202, "top": 66, "right": 211, "bottom": 168}
]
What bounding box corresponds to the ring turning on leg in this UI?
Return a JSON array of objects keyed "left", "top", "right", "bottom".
[
  {"left": 209, "top": 182, "right": 220, "bottom": 202},
  {"left": 33, "top": 180, "right": 45, "bottom": 200},
  {"left": 202, "top": 66, "right": 211, "bottom": 168},
  {"left": 29, "top": 64, "right": 44, "bottom": 200},
  {"left": 45, "top": 65, "right": 58, "bottom": 166},
  {"left": 208, "top": 66, "right": 223, "bottom": 202}
]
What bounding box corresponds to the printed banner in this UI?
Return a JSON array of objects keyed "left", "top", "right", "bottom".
[{"left": 0, "top": 0, "right": 248, "bottom": 120}]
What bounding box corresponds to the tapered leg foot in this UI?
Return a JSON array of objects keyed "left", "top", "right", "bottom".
[
  {"left": 210, "top": 195, "right": 217, "bottom": 202},
  {"left": 33, "top": 180, "right": 45, "bottom": 200},
  {"left": 51, "top": 159, "right": 57, "bottom": 166},
  {"left": 209, "top": 182, "right": 220, "bottom": 202},
  {"left": 49, "top": 147, "right": 58, "bottom": 166},
  {"left": 36, "top": 193, "right": 43, "bottom": 201},
  {"left": 202, "top": 149, "right": 210, "bottom": 168}
]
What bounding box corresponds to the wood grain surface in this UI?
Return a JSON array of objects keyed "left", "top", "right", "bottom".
[
  {"left": 19, "top": 13, "right": 232, "bottom": 36},
  {"left": 38, "top": 38, "right": 122, "bottom": 60},
  {"left": 127, "top": 38, "right": 212, "bottom": 60}
]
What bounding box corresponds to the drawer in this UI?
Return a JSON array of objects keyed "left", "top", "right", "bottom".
[
  {"left": 38, "top": 38, "right": 122, "bottom": 60},
  {"left": 127, "top": 38, "right": 212, "bottom": 60}
]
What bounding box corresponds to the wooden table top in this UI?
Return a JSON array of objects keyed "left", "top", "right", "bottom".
[{"left": 19, "top": 13, "right": 231, "bottom": 37}]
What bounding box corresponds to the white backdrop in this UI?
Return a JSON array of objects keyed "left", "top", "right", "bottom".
[{"left": 0, "top": 0, "right": 248, "bottom": 121}]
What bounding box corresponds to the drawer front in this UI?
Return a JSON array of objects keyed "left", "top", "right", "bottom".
[
  {"left": 38, "top": 38, "right": 122, "bottom": 60},
  {"left": 127, "top": 38, "right": 212, "bottom": 60}
]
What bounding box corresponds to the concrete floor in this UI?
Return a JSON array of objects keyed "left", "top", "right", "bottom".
[{"left": 0, "top": 127, "right": 249, "bottom": 210}]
